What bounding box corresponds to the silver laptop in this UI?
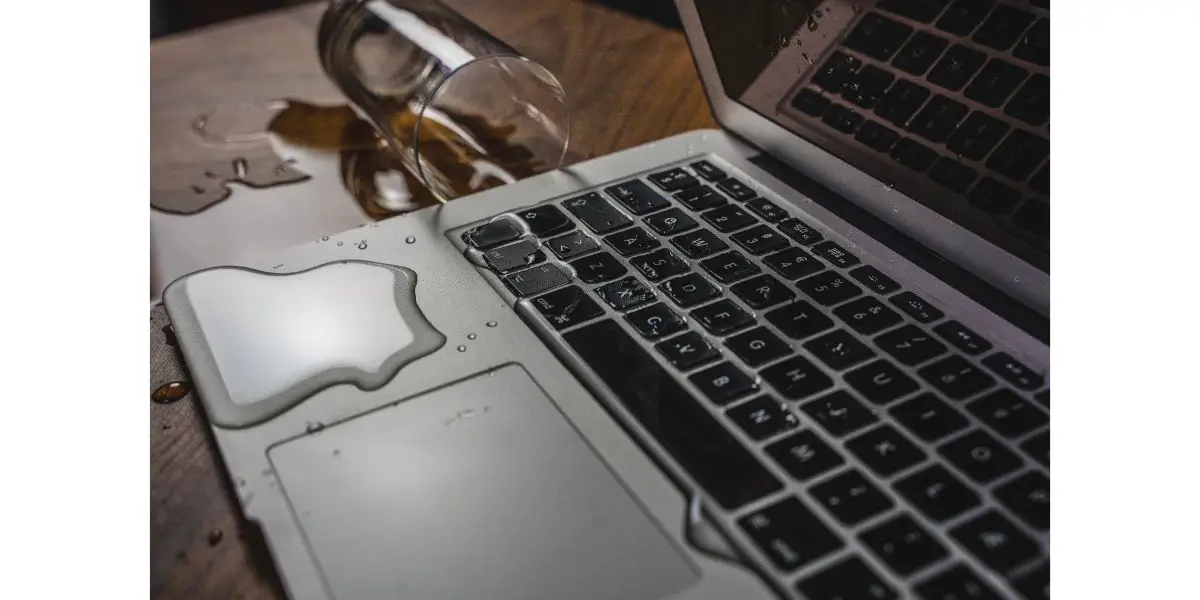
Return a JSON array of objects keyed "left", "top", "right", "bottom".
[{"left": 161, "top": 1, "right": 1050, "bottom": 598}]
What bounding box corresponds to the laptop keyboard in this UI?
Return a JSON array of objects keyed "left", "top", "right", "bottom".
[
  {"left": 791, "top": 0, "right": 1049, "bottom": 246},
  {"left": 459, "top": 159, "right": 1049, "bottom": 599}
]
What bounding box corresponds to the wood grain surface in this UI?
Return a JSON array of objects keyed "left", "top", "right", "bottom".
[{"left": 150, "top": 1, "right": 715, "bottom": 598}]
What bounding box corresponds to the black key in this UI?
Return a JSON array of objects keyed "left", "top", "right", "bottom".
[
  {"left": 702, "top": 204, "right": 757, "bottom": 233},
  {"left": 891, "top": 392, "right": 970, "bottom": 442},
  {"left": 746, "top": 197, "right": 788, "bottom": 222},
  {"left": 844, "top": 12, "right": 914, "bottom": 61},
  {"left": 463, "top": 216, "right": 522, "bottom": 249},
  {"left": 798, "top": 271, "right": 863, "bottom": 306},
  {"left": 805, "top": 329, "right": 877, "bottom": 371},
  {"left": 801, "top": 390, "right": 879, "bottom": 437},
  {"left": 846, "top": 424, "right": 927, "bottom": 476},
  {"left": 876, "top": 79, "right": 931, "bottom": 126},
  {"left": 727, "top": 396, "right": 800, "bottom": 440},
  {"left": 936, "top": 0, "right": 995, "bottom": 35},
  {"left": 861, "top": 514, "right": 948, "bottom": 575},
  {"left": 716, "top": 177, "right": 757, "bottom": 202},
  {"left": 562, "top": 320, "right": 781, "bottom": 509},
  {"left": 726, "top": 326, "right": 791, "bottom": 367},
  {"left": 517, "top": 204, "right": 573, "bottom": 236},
  {"left": 1012, "top": 200, "right": 1049, "bottom": 238},
  {"left": 671, "top": 228, "right": 728, "bottom": 259},
  {"left": 835, "top": 296, "right": 904, "bottom": 336},
  {"left": 765, "top": 247, "right": 825, "bottom": 280},
  {"left": 690, "top": 362, "right": 758, "bottom": 405},
  {"left": 812, "top": 240, "right": 861, "bottom": 267},
  {"left": 761, "top": 356, "right": 834, "bottom": 400},
  {"left": 822, "top": 103, "right": 865, "bottom": 133},
  {"left": 630, "top": 248, "right": 689, "bottom": 282},
  {"left": 731, "top": 224, "right": 789, "bottom": 255},
  {"left": 855, "top": 120, "right": 901, "bottom": 152},
  {"left": 947, "top": 112, "right": 1011, "bottom": 161},
  {"left": 1011, "top": 563, "right": 1050, "bottom": 600},
  {"left": 570, "top": 251, "right": 627, "bottom": 284},
  {"left": 732, "top": 274, "right": 795, "bottom": 309},
  {"left": 1030, "top": 162, "right": 1050, "bottom": 195},
  {"left": 777, "top": 217, "right": 824, "bottom": 245},
  {"left": 659, "top": 273, "right": 721, "bottom": 308},
  {"left": 891, "top": 138, "right": 938, "bottom": 171},
  {"left": 930, "top": 158, "right": 978, "bottom": 193},
  {"left": 964, "top": 58, "right": 1028, "bottom": 107},
  {"left": 928, "top": 44, "right": 986, "bottom": 91},
  {"left": 987, "top": 129, "right": 1049, "bottom": 181},
  {"left": 596, "top": 276, "right": 655, "bottom": 311},
  {"left": 643, "top": 207, "right": 697, "bottom": 236},
  {"left": 916, "top": 565, "right": 1006, "bottom": 600},
  {"left": 969, "top": 177, "right": 1022, "bottom": 214},
  {"left": 893, "top": 31, "right": 950, "bottom": 75},
  {"left": 1012, "top": 17, "right": 1049, "bottom": 66},
  {"left": 531, "top": 286, "right": 605, "bottom": 331},
  {"left": 983, "top": 352, "right": 1045, "bottom": 390},
  {"left": 939, "top": 429, "right": 1023, "bottom": 483},
  {"left": 701, "top": 251, "right": 760, "bottom": 283},
  {"left": 896, "top": 464, "right": 981, "bottom": 521},
  {"left": 691, "top": 299, "right": 755, "bottom": 335},
  {"left": 483, "top": 240, "right": 544, "bottom": 273},
  {"left": 909, "top": 94, "right": 969, "bottom": 143},
  {"left": 842, "top": 64, "right": 895, "bottom": 108},
  {"left": 876, "top": 324, "right": 949, "bottom": 366},
  {"left": 547, "top": 230, "right": 600, "bottom": 260},
  {"left": 648, "top": 167, "right": 698, "bottom": 192},
  {"left": 768, "top": 430, "right": 843, "bottom": 481},
  {"left": 850, "top": 265, "right": 900, "bottom": 294},
  {"left": 1034, "top": 389, "right": 1049, "bottom": 409},
  {"left": 919, "top": 355, "right": 996, "bottom": 399},
  {"left": 674, "top": 185, "right": 726, "bottom": 211},
  {"left": 797, "top": 557, "right": 898, "bottom": 600},
  {"left": 845, "top": 359, "right": 920, "bottom": 405},
  {"left": 995, "top": 471, "right": 1050, "bottom": 530},
  {"left": 882, "top": 0, "right": 952, "bottom": 22},
  {"left": 691, "top": 160, "right": 726, "bottom": 182},
  {"left": 766, "top": 301, "right": 835, "bottom": 340},
  {"left": 814, "top": 51, "right": 863, "bottom": 92},
  {"left": 810, "top": 470, "right": 894, "bottom": 525},
  {"left": 739, "top": 498, "right": 843, "bottom": 571},
  {"left": 655, "top": 330, "right": 720, "bottom": 370},
  {"left": 890, "top": 291, "right": 945, "bottom": 322},
  {"left": 605, "top": 179, "right": 671, "bottom": 215},
  {"left": 972, "top": 4, "right": 1036, "bottom": 50},
  {"left": 625, "top": 302, "right": 686, "bottom": 339},
  {"left": 950, "top": 510, "right": 1041, "bottom": 572},
  {"left": 604, "top": 227, "right": 659, "bottom": 256},
  {"left": 967, "top": 389, "right": 1048, "bottom": 438},
  {"left": 1030, "top": 0, "right": 1049, "bottom": 8},
  {"left": 563, "top": 192, "right": 632, "bottom": 234},
  {"left": 503, "top": 263, "right": 570, "bottom": 297},
  {"left": 1021, "top": 430, "right": 1049, "bottom": 467}
]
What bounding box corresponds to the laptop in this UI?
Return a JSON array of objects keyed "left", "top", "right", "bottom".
[{"left": 160, "top": 1, "right": 1050, "bottom": 598}]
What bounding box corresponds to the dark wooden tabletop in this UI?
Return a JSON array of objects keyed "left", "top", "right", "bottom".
[{"left": 150, "top": 1, "right": 715, "bottom": 598}]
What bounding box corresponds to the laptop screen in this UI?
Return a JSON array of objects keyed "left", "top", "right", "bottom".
[{"left": 692, "top": 0, "right": 1049, "bottom": 273}]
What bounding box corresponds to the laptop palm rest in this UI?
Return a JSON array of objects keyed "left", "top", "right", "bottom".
[{"left": 268, "top": 363, "right": 698, "bottom": 600}]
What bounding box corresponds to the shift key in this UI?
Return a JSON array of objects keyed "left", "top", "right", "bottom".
[{"left": 563, "top": 192, "right": 632, "bottom": 233}]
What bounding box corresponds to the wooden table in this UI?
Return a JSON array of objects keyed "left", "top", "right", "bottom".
[{"left": 150, "top": 2, "right": 715, "bottom": 598}]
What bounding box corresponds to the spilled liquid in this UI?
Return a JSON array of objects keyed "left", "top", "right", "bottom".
[{"left": 152, "top": 381, "right": 191, "bottom": 404}]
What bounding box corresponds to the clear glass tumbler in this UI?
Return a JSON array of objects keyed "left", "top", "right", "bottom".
[{"left": 317, "top": 0, "right": 571, "bottom": 202}]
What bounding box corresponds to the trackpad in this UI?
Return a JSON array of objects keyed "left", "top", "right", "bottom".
[{"left": 269, "top": 364, "right": 698, "bottom": 600}]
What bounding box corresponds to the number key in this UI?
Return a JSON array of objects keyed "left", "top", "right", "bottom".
[
  {"left": 834, "top": 296, "right": 904, "bottom": 335},
  {"left": 933, "top": 320, "right": 993, "bottom": 355},
  {"left": 890, "top": 291, "right": 945, "bottom": 322},
  {"left": 919, "top": 355, "right": 996, "bottom": 400},
  {"left": 746, "top": 197, "right": 787, "bottom": 222},
  {"left": 850, "top": 265, "right": 900, "bottom": 294},
  {"left": 731, "top": 224, "right": 789, "bottom": 255},
  {"left": 716, "top": 177, "right": 756, "bottom": 201},
  {"left": 982, "top": 352, "right": 1045, "bottom": 390},
  {"left": 777, "top": 217, "right": 824, "bottom": 245},
  {"left": 702, "top": 204, "right": 757, "bottom": 233},
  {"left": 765, "top": 247, "right": 824, "bottom": 280},
  {"left": 876, "top": 324, "right": 948, "bottom": 366},
  {"left": 798, "top": 271, "right": 863, "bottom": 306},
  {"left": 812, "top": 240, "right": 861, "bottom": 268}
]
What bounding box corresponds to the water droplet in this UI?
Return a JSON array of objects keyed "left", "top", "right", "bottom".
[
  {"left": 405, "top": 236, "right": 417, "bottom": 244},
  {"left": 486, "top": 321, "right": 498, "bottom": 328},
  {"left": 236, "top": 478, "right": 246, "bottom": 487},
  {"left": 204, "top": 170, "right": 219, "bottom": 179},
  {"left": 233, "top": 157, "right": 249, "bottom": 178},
  {"left": 275, "top": 165, "right": 289, "bottom": 177},
  {"left": 456, "top": 345, "right": 467, "bottom": 352},
  {"left": 1012, "top": 275, "right": 1022, "bottom": 284},
  {"left": 305, "top": 422, "right": 326, "bottom": 434},
  {"left": 321, "top": 236, "right": 330, "bottom": 241},
  {"left": 466, "top": 333, "right": 477, "bottom": 340},
  {"left": 161, "top": 325, "right": 178, "bottom": 346},
  {"left": 337, "top": 241, "right": 344, "bottom": 246},
  {"left": 151, "top": 381, "right": 191, "bottom": 404},
  {"left": 191, "top": 185, "right": 205, "bottom": 195},
  {"left": 207, "top": 529, "right": 224, "bottom": 546},
  {"left": 884, "top": 182, "right": 896, "bottom": 191},
  {"left": 162, "top": 423, "right": 172, "bottom": 430},
  {"left": 332, "top": 449, "right": 341, "bottom": 457},
  {"left": 356, "top": 241, "right": 368, "bottom": 250}
]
